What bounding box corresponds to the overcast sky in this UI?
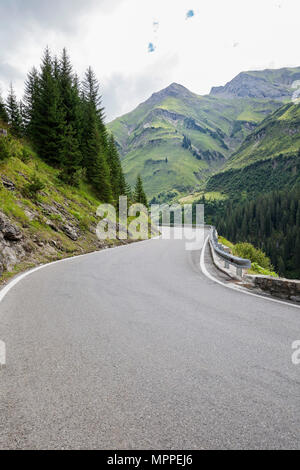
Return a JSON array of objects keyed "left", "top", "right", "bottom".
[{"left": 0, "top": 0, "right": 299, "bottom": 121}]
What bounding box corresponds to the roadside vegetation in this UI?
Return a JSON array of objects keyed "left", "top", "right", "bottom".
[{"left": 218, "top": 236, "right": 278, "bottom": 278}]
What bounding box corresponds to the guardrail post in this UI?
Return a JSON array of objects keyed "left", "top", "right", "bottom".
[
  {"left": 236, "top": 267, "right": 242, "bottom": 277},
  {"left": 224, "top": 261, "right": 229, "bottom": 269}
]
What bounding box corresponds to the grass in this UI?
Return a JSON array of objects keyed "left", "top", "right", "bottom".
[{"left": 179, "top": 191, "right": 227, "bottom": 204}]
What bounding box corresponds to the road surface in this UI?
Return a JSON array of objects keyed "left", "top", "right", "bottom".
[{"left": 0, "top": 228, "right": 299, "bottom": 449}]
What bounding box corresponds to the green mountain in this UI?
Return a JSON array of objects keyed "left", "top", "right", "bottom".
[
  {"left": 206, "top": 102, "right": 300, "bottom": 196},
  {"left": 108, "top": 67, "right": 300, "bottom": 200}
]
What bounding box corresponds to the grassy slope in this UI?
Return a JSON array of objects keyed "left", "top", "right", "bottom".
[
  {"left": 225, "top": 103, "right": 300, "bottom": 169},
  {"left": 108, "top": 84, "right": 281, "bottom": 199}
]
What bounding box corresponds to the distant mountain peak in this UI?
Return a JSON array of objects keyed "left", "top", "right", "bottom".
[
  {"left": 210, "top": 66, "right": 300, "bottom": 100},
  {"left": 148, "top": 82, "right": 193, "bottom": 103}
]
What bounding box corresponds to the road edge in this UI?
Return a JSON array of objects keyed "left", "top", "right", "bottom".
[{"left": 200, "top": 235, "right": 300, "bottom": 310}]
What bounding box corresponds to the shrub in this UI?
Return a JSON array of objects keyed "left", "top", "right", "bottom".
[
  {"left": 21, "top": 147, "right": 32, "bottom": 163},
  {"left": 0, "top": 137, "right": 11, "bottom": 161},
  {"left": 233, "top": 242, "right": 272, "bottom": 269},
  {"left": 23, "top": 174, "right": 45, "bottom": 200}
]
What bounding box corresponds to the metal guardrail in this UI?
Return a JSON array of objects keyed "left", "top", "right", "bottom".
[{"left": 209, "top": 227, "right": 251, "bottom": 277}]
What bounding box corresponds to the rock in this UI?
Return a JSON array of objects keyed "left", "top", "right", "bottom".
[
  {"left": 62, "top": 224, "right": 78, "bottom": 241},
  {"left": 1, "top": 177, "right": 15, "bottom": 191},
  {"left": 38, "top": 203, "right": 63, "bottom": 219},
  {"left": 24, "top": 209, "right": 36, "bottom": 221},
  {"left": 46, "top": 220, "right": 59, "bottom": 232},
  {"left": 0, "top": 212, "right": 22, "bottom": 241}
]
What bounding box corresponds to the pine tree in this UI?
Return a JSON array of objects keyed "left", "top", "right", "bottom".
[
  {"left": 34, "top": 47, "right": 65, "bottom": 165},
  {"left": 107, "top": 134, "right": 126, "bottom": 202},
  {"left": 60, "top": 124, "right": 82, "bottom": 186},
  {"left": 134, "top": 175, "right": 148, "bottom": 207},
  {"left": 81, "top": 66, "right": 111, "bottom": 192},
  {"left": 6, "top": 83, "right": 23, "bottom": 136},
  {"left": 0, "top": 92, "right": 8, "bottom": 123},
  {"left": 57, "top": 48, "right": 83, "bottom": 180},
  {"left": 92, "top": 151, "right": 113, "bottom": 203},
  {"left": 82, "top": 66, "right": 107, "bottom": 149},
  {"left": 23, "top": 67, "right": 40, "bottom": 138}
]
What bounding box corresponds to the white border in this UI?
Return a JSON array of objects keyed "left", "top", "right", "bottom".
[{"left": 200, "top": 235, "right": 300, "bottom": 310}]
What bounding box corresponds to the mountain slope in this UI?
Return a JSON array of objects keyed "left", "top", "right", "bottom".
[
  {"left": 0, "top": 126, "right": 130, "bottom": 283},
  {"left": 206, "top": 102, "right": 300, "bottom": 196},
  {"left": 108, "top": 81, "right": 282, "bottom": 200}
]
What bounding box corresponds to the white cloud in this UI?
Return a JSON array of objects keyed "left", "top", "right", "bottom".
[{"left": 0, "top": 0, "right": 299, "bottom": 120}]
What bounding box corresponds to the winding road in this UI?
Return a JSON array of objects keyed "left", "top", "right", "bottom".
[{"left": 0, "top": 227, "right": 299, "bottom": 449}]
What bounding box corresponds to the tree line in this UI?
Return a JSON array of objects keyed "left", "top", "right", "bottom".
[
  {"left": 215, "top": 187, "right": 300, "bottom": 279},
  {"left": 0, "top": 47, "right": 147, "bottom": 206}
]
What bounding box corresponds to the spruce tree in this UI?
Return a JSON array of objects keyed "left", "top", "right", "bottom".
[
  {"left": 134, "top": 175, "right": 148, "bottom": 207},
  {"left": 23, "top": 67, "right": 40, "bottom": 138},
  {"left": 34, "top": 47, "right": 65, "bottom": 165},
  {"left": 6, "top": 83, "right": 23, "bottom": 136},
  {"left": 60, "top": 124, "right": 82, "bottom": 186},
  {"left": 0, "top": 92, "right": 8, "bottom": 123},
  {"left": 107, "top": 134, "right": 126, "bottom": 202},
  {"left": 92, "top": 151, "right": 113, "bottom": 203},
  {"left": 58, "top": 49, "right": 83, "bottom": 179}
]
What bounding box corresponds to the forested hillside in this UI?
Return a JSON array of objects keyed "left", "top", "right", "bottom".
[
  {"left": 214, "top": 187, "right": 300, "bottom": 279},
  {"left": 0, "top": 47, "right": 149, "bottom": 281},
  {"left": 1, "top": 47, "right": 130, "bottom": 203}
]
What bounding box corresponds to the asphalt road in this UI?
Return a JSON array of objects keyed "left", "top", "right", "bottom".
[{"left": 0, "top": 228, "right": 299, "bottom": 450}]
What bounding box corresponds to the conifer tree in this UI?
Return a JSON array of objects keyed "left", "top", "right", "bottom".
[
  {"left": 6, "top": 83, "right": 23, "bottom": 136},
  {"left": 60, "top": 124, "right": 82, "bottom": 186},
  {"left": 92, "top": 151, "right": 113, "bottom": 203},
  {"left": 34, "top": 47, "right": 65, "bottom": 165},
  {"left": 107, "top": 134, "right": 126, "bottom": 201},
  {"left": 23, "top": 67, "right": 40, "bottom": 138},
  {"left": 134, "top": 174, "right": 148, "bottom": 207},
  {"left": 0, "top": 92, "right": 8, "bottom": 123}
]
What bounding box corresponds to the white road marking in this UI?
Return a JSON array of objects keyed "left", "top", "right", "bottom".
[{"left": 200, "top": 235, "right": 300, "bottom": 310}]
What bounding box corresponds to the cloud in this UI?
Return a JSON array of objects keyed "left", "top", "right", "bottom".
[
  {"left": 102, "top": 54, "right": 179, "bottom": 121},
  {"left": 0, "top": 0, "right": 121, "bottom": 33},
  {"left": 148, "top": 42, "right": 156, "bottom": 53},
  {"left": 153, "top": 21, "right": 160, "bottom": 32},
  {"left": 186, "top": 10, "right": 195, "bottom": 19}
]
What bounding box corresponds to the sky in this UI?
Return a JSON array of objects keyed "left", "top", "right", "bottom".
[{"left": 0, "top": 0, "right": 299, "bottom": 121}]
